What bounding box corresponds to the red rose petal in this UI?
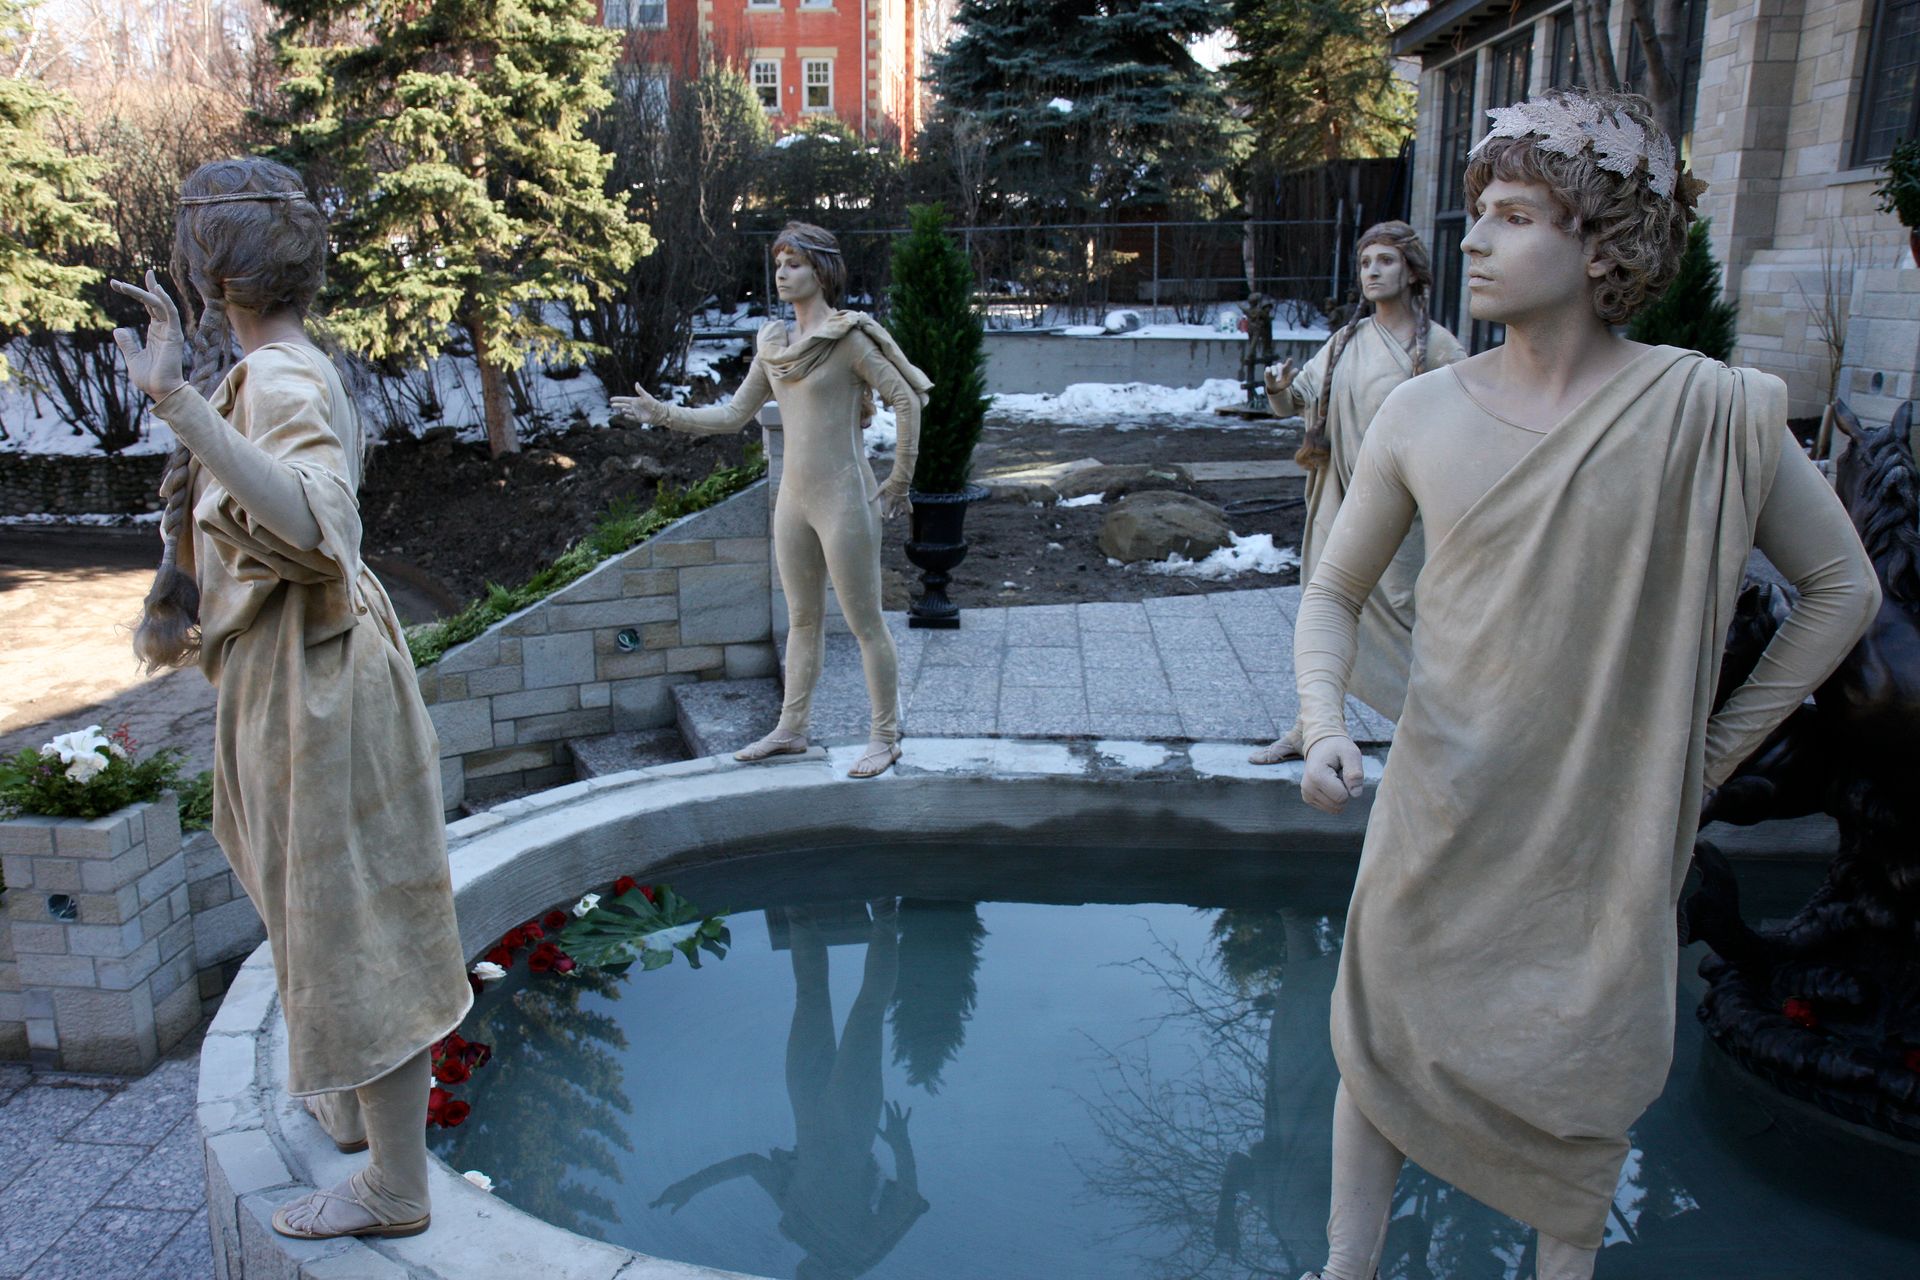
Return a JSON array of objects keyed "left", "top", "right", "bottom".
[
  {"left": 543, "top": 910, "right": 567, "bottom": 930},
  {"left": 641, "top": 885, "right": 658, "bottom": 904},
  {"left": 553, "top": 955, "right": 576, "bottom": 974},
  {"left": 1904, "top": 1048, "right": 1920, "bottom": 1074},
  {"left": 441, "top": 1099, "right": 471, "bottom": 1127},
  {"left": 434, "top": 1058, "right": 472, "bottom": 1085},
  {"left": 523, "top": 923, "right": 544, "bottom": 941},
  {"left": 500, "top": 928, "right": 526, "bottom": 951},
  {"left": 1782, "top": 997, "right": 1819, "bottom": 1028},
  {"left": 614, "top": 876, "right": 638, "bottom": 896},
  {"left": 463, "top": 1040, "right": 492, "bottom": 1069},
  {"left": 484, "top": 946, "right": 513, "bottom": 968}
]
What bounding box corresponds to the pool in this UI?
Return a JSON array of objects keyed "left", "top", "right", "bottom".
[{"left": 430, "top": 843, "right": 1920, "bottom": 1280}]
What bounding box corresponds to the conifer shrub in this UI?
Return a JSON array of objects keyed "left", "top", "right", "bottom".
[
  {"left": 1628, "top": 219, "right": 1738, "bottom": 361},
  {"left": 885, "top": 204, "right": 988, "bottom": 494}
]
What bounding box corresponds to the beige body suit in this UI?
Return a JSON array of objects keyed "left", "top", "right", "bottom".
[
  {"left": 1292, "top": 347, "right": 1879, "bottom": 1265},
  {"left": 153, "top": 342, "right": 472, "bottom": 1226},
  {"left": 1270, "top": 317, "right": 1464, "bottom": 721},
  {"left": 660, "top": 314, "right": 928, "bottom": 745}
]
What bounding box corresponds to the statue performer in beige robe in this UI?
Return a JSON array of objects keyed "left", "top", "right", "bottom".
[
  {"left": 1251, "top": 221, "right": 1466, "bottom": 764},
  {"left": 1293, "top": 92, "right": 1880, "bottom": 1280},
  {"left": 112, "top": 157, "right": 471, "bottom": 1242}
]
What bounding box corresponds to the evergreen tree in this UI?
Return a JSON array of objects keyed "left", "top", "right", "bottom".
[
  {"left": 887, "top": 900, "right": 987, "bottom": 1092},
  {"left": 1224, "top": 0, "right": 1413, "bottom": 173},
  {"left": 885, "top": 204, "right": 987, "bottom": 494},
  {"left": 1627, "top": 219, "right": 1737, "bottom": 361},
  {"left": 0, "top": 0, "right": 112, "bottom": 382},
  {"left": 931, "top": 0, "right": 1244, "bottom": 221},
  {"left": 270, "top": 0, "right": 653, "bottom": 455}
]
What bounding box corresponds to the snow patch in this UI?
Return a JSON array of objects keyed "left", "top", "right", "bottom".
[
  {"left": 1145, "top": 533, "right": 1300, "bottom": 581},
  {"left": 994, "top": 378, "right": 1248, "bottom": 420},
  {"left": 1057, "top": 492, "right": 1104, "bottom": 508}
]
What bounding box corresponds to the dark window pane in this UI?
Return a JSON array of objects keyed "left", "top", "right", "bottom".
[
  {"left": 1855, "top": 0, "right": 1920, "bottom": 163},
  {"left": 1432, "top": 217, "right": 1466, "bottom": 333},
  {"left": 1623, "top": 0, "right": 1706, "bottom": 132},
  {"left": 1489, "top": 30, "right": 1533, "bottom": 110},
  {"left": 1437, "top": 57, "right": 1478, "bottom": 216},
  {"left": 1550, "top": 12, "right": 1582, "bottom": 89}
]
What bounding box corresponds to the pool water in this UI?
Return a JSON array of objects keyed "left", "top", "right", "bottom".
[{"left": 431, "top": 845, "right": 1920, "bottom": 1280}]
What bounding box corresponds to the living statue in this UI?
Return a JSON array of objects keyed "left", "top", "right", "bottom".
[
  {"left": 111, "top": 157, "right": 471, "bottom": 1241},
  {"left": 1291, "top": 91, "right": 1879, "bottom": 1280},
  {"left": 1249, "top": 221, "right": 1465, "bottom": 764},
  {"left": 651, "top": 900, "right": 929, "bottom": 1277},
  {"left": 1682, "top": 398, "right": 1920, "bottom": 1140},
  {"left": 613, "top": 223, "right": 929, "bottom": 779}
]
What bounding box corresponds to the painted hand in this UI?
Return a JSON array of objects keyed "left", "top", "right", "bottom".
[
  {"left": 109, "top": 269, "right": 188, "bottom": 403},
  {"left": 1262, "top": 358, "right": 1297, "bottom": 399},
  {"left": 1301, "top": 735, "right": 1364, "bottom": 814},
  {"left": 879, "top": 1100, "right": 912, "bottom": 1146},
  {"left": 610, "top": 382, "right": 666, "bottom": 427},
  {"left": 879, "top": 488, "right": 910, "bottom": 520}
]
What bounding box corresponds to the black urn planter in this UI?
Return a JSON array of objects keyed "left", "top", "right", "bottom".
[{"left": 904, "top": 484, "right": 989, "bottom": 629}]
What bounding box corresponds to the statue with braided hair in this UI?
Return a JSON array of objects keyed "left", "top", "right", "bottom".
[
  {"left": 111, "top": 156, "right": 470, "bottom": 1243},
  {"left": 1249, "top": 222, "right": 1465, "bottom": 765}
]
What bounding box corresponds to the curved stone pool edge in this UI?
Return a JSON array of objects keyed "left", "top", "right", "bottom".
[{"left": 195, "top": 737, "right": 1828, "bottom": 1279}]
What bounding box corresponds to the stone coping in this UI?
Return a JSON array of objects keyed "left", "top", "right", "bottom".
[{"left": 196, "top": 738, "right": 1385, "bottom": 1279}]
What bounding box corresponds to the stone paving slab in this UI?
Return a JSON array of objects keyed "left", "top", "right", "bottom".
[{"left": 702, "top": 586, "right": 1395, "bottom": 750}]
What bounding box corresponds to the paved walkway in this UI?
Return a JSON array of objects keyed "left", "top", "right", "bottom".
[{"left": 0, "top": 1034, "right": 211, "bottom": 1278}]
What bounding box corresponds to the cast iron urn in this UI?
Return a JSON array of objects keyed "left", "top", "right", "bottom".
[{"left": 904, "top": 484, "right": 989, "bottom": 629}]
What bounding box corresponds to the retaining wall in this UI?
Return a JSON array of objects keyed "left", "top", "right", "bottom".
[
  {"left": 981, "top": 331, "right": 1321, "bottom": 396},
  {"left": 0, "top": 451, "right": 166, "bottom": 518}
]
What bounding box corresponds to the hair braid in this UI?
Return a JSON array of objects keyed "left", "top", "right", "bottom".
[
  {"left": 1296, "top": 311, "right": 1365, "bottom": 471},
  {"left": 1410, "top": 290, "right": 1431, "bottom": 375}
]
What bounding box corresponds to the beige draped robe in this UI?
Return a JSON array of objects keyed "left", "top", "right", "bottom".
[
  {"left": 157, "top": 343, "right": 471, "bottom": 1096},
  {"left": 1272, "top": 318, "right": 1464, "bottom": 718},
  {"left": 1295, "top": 346, "right": 1878, "bottom": 1245}
]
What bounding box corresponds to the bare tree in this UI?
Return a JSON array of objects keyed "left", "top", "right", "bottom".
[
  {"left": 1626, "top": 0, "right": 1689, "bottom": 145},
  {"left": 1571, "top": 0, "right": 1623, "bottom": 93}
]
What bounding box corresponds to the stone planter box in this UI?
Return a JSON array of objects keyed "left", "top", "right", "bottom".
[{"left": 0, "top": 794, "right": 201, "bottom": 1073}]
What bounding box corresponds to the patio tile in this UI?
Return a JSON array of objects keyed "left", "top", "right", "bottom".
[
  {"left": 1075, "top": 601, "right": 1153, "bottom": 633},
  {"left": 0, "top": 1081, "right": 117, "bottom": 1193},
  {"left": 907, "top": 668, "right": 1001, "bottom": 712},
  {"left": 1000, "top": 647, "right": 1084, "bottom": 688},
  {"left": 68, "top": 1056, "right": 197, "bottom": 1148},
  {"left": 1084, "top": 711, "right": 1186, "bottom": 739},
  {"left": 100, "top": 1117, "right": 205, "bottom": 1212},
  {"left": 998, "top": 686, "right": 1089, "bottom": 736},
  {"left": 27, "top": 1206, "right": 190, "bottom": 1280},
  {"left": 907, "top": 709, "right": 1000, "bottom": 738},
  {"left": 1004, "top": 605, "right": 1079, "bottom": 646},
  {"left": 142, "top": 1209, "right": 212, "bottom": 1280},
  {"left": 0, "top": 1141, "right": 144, "bottom": 1277}
]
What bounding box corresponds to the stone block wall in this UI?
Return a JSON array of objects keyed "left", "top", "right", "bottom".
[
  {"left": 0, "top": 797, "right": 202, "bottom": 1073},
  {"left": 1838, "top": 267, "right": 1920, "bottom": 427},
  {"left": 417, "top": 478, "right": 776, "bottom": 812},
  {"left": 182, "top": 829, "right": 267, "bottom": 1018},
  {"left": 0, "top": 452, "right": 167, "bottom": 517}
]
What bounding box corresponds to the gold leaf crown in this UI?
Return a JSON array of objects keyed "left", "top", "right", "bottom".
[{"left": 1469, "top": 94, "right": 1683, "bottom": 201}]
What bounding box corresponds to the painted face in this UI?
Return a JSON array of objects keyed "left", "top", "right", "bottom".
[
  {"left": 1357, "top": 244, "right": 1408, "bottom": 303},
  {"left": 1459, "top": 178, "right": 1603, "bottom": 327},
  {"left": 774, "top": 248, "right": 821, "bottom": 303}
]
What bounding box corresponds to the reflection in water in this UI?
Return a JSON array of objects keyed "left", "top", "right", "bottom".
[
  {"left": 653, "top": 899, "right": 936, "bottom": 1279},
  {"left": 432, "top": 966, "right": 633, "bottom": 1236},
  {"left": 889, "top": 899, "right": 988, "bottom": 1093}
]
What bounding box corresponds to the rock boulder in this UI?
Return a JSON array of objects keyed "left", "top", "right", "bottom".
[{"left": 1098, "top": 490, "right": 1232, "bottom": 563}]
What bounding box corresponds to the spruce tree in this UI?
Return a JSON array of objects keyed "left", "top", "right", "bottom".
[
  {"left": 270, "top": 0, "right": 653, "bottom": 455},
  {"left": 1627, "top": 219, "right": 1737, "bottom": 361},
  {"left": 1224, "top": 0, "right": 1413, "bottom": 172},
  {"left": 931, "top": 0, "right": 1243, "bottom": 220},
  {"left": 886, "top": 204, "right": 987, "bottom": 494},
  {"left": 0, "top": 0, "right": 112, "bottom": 382}
]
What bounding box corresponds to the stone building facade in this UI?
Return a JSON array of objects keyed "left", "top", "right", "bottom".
[{"left": 1393, "top": 0, "right": 1917, "bottom": 425}]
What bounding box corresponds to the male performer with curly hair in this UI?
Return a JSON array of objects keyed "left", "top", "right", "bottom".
[{"left": 1293, "top": 90, "right": 1881, "bottom": 1279}]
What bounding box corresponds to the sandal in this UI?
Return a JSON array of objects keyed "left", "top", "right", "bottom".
[
  {"left": 272, "top": 1181, "right": 430, "bottom": 1241},
  {"left": 303, "top": 1095, "right": 368, "bottom": 1154},
  {"left": 734, "top": 728, "right": 810, "bottom": 763},
  {"left": 848, "top": 740, "right": 902, "bottom": 779}
]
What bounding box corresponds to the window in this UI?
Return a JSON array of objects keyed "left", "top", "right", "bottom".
[
  {"left": 1549, "top": 11, "right": 1582, "bottom": 89},
  {"left": 748, "top": 0, "right": 780, "bottom": 8},
  {"left": 1487, "top": 29, "right": 1533, "bottom": 111},
  {"left": 1623, "top": 0, "right": 1708, "bottom": 139},
  {"left": 752, "top": 59, "right": 780, "bottom": 111},
  {"left": 603, "top": 0, "right": 666, "bottom": 26},
  {"left": 1432, "top": 55, "right": 1477, "bottom": 336},
  {"left": 803, "top": 58, "right": 832, "bottom": 111},
  {"left": 617, "top": 66, "right": 672, "bottom": 119},
  {"left": 1855, "top": 0, "right": 1920, "bottom": 165},
  {"left": 801, "top": 0, "right": 834, "bottom": 7}
]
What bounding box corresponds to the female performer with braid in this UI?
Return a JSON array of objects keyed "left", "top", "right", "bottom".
[
  {"left": 1250, "top": 222, "right": 1464, "bottom": 765},
  {"left": 112, "top": 157, "right": 470, "bottom": 1241}
]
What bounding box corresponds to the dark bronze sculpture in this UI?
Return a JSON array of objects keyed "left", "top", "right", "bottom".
[{"left": 1682, "top": 399, "right": 1920, "bottom": 1141}]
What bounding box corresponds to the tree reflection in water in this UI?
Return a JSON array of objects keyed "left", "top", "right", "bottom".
[
  {"left": 430, "top": 965, "right": 632, "bottom": 1236},
  {"left": 652, "top": 898, "right": 937, "bottom": 1280},
  {"left": 1081, "top": 909, "right": 1707, "bottom": 1280}
]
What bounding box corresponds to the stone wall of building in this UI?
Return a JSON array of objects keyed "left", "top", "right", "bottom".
[
  {"left": 417, "top": 477, "right": 776, "bottom": 812},
  {"left": 0, "top": 452, "right": 166, "bottom": 517}
]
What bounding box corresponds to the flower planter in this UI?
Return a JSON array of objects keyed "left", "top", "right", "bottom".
[
  {"left": 904, "top": 484, "right": 990, "bottom": 629},
  {"left": 0, "top": 794, "right": 201, "bottom": 1073}
]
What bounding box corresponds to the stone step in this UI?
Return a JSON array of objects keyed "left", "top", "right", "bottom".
[
  {"left": 565, "top": 726, "right": 692, "bottom": 780},
  {"left": 672, "top": 677, "right": 784, "bottom": 758}
]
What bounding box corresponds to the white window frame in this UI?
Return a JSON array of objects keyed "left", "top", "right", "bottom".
[
  {"left": 604, "top": 0, "right": 667, "bottom": 27},
  {"left": 748, "top": 0, "right": 781, "bottom": 9},
  {"left": 802, "top": 58, "right": 832, "bottom": 112},
  {"left": 751, "top": 59, "right": 781, "bottom": 111},
  {"left": 799, "top": 0, "right": 834, "bottom": 8}
]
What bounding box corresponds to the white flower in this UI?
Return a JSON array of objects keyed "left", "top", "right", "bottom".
[
  {"left": 572, "top": 893, "right": 601, "bottom": 917},
  {"left": 44, "top": 726, "right": 113, "bottom": 767},
  {"left": 639, "top": 922, "right": 700, "bottom": 953},
  {"left": 64, "top": 753, "right": 108, "bottom": 784},
  {"left": 470, "top": 961, "right": 507, "bottom": 983},
  {"left": 462, "top": 1170, "right": 495, "bottom": 1193}
]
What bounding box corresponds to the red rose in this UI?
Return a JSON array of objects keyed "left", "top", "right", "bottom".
[
  {"left": 522, "top": 923, "right": 544, "bottom": 941},
  {"left": 1782, "top": 998, "right": 1819, "bottom": 1028},
  {"left": 500, "top": 927, "right": 527, "bottom": 951},
  {"left": 427, "top": 1086, "right": 454, "bottom": 1126},
  {"left": 543, "top": 910, "right": 567, "bottom": 930},
  {"left": 528, "top": 941, "right": 562, "bottom": 973},
  {"left": 1904, "top": 1048, "right": 1920, "bottom": 1074},
  {"left": 440, "top": 1098, "right": 471, "bottom": 1127},
  {"left": 614, "top": 876, "right": 639, "bottom": 897},
  {"left": 553, "top": 955, "right": 576, "bottom": 974},
  {"left": 434, "top": 1057, "right": 472, "bottom": 1085},
  {"left": 641, "top": 884, "right": 658, "bottom": 904},
  {"left": 484, "top": 946, "right": 513, "bottom": 969},
  {"left": 462, "top": 1040, "right": 493, "bottom": 1069},
  {"left": 431, "top": 1033, "right": 466, "bottom": 1063}
]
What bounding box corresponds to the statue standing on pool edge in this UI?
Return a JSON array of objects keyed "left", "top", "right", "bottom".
[{"left": 615, "top": 222, "right": 930, "bottom": 779}]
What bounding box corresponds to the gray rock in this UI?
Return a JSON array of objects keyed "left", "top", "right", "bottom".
[
  {"left": 1098, "top": 491, "right": 1232, "bottom": 563},
  {"left": 1053, "top": 463, "right": 1193, "bottom": 502}
]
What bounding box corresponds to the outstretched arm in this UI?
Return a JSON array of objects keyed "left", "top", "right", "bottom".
[
  {"left": 1704, "top": 440, "right": 1880, "bottom": 788},
  {"left": 613, "top": 359, "right": 773, "bottom": 436},
  {"left": 650, "top": 1152, "right": 780, "bottom": 1212}
]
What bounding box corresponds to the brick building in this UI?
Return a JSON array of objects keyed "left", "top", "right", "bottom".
[
  {"left": 598, "top": 0, "right": 925, "bottom": 142},
  {"left": 1392, "top": 0, "right": 1916, "bottom": 425}
]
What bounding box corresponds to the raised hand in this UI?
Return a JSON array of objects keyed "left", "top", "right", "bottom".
[
  {"left": 1262, "top": 358, "right": 1298, "bottom": 399},
  {"left": 109, "top": 269, "right": 189, "bottom": 402},
  {"left": 1301, "top": 734, "right": 1365, "bottom": 814},
  {"left": 610, "top": 382, "right": 667, "bottom": 427},
  {"left": 879, "top": 1100, "right": 912, "bottom": 1146}
]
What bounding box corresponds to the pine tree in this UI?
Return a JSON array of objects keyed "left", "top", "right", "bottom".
[
  {"left": 1627, "top": 219, "right": 1737, "bottom": 361},
  {"left": 885, "top": 204, "right": 987, "bottom": 494},
  {"left": 0, "top": 0, "right": 112, "bottom": 382},
  {"left": 270, "top": 0, "right": 653, "bottom": 455},
  {"left": 1224, "top": 0, "right": 1413, "bottom": 173},
  {"left": 931, "top": 0, "right": 1244, "bottom": 220}
]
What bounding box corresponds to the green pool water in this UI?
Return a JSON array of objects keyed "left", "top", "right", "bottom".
[{"left": 430, "top": 845, "right": 1920, "bottom": 1280}]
